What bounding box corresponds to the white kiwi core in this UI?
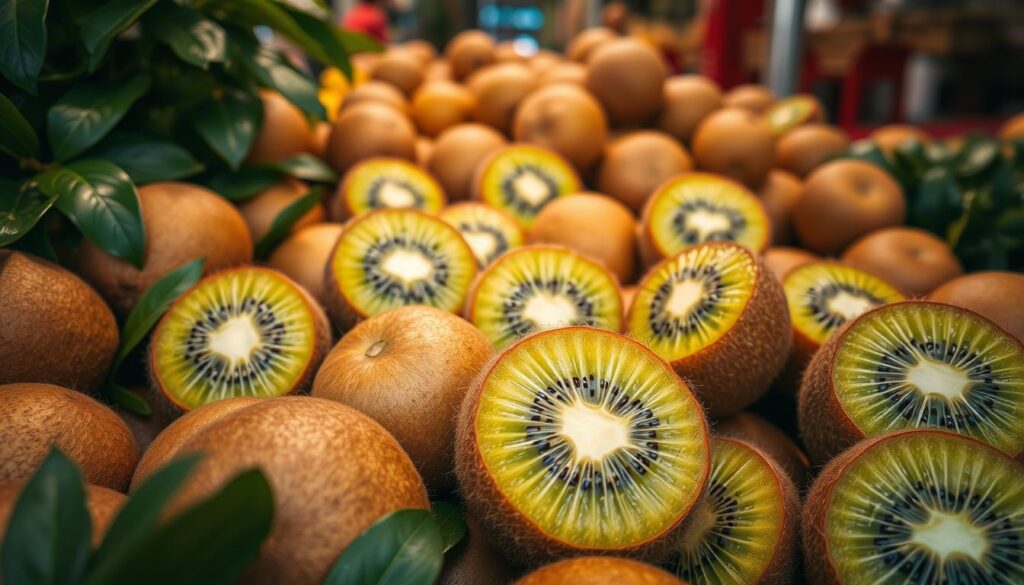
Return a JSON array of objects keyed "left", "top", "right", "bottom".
[
  {"left": 462, "top": 231, "right": 497, "bottom": 261},
  {"left": 381, "top": 249, "right": 433, "bottom": 282},
  {"left": 207, "top": 316, "right": 261, "bottom": 365},
  {"left": 513, "top": 171, "right": 551, "bottom": 206},
  {"left": 559, "top": 400, "right": 630, "bottom": 463},
  {"left": 827, "top": 290, "right": 877, "bottom": 321},
  {"left": 685, "top": 209, "right": 733, "bottom": 240},
  {"left": 910, "top": 511, "right": 990, "bottom": 563},
  {"left": 378, "top": 181, "right": 417, "bottom": 208},
  {"left": 906, "top": 357, "right": 971, "bottom": 400},
  {"left": 664, "top": 280, "right": 705, "bottom": 319},
  {"left": 522, "top": 293, "right": 577, "bottom": 329}
]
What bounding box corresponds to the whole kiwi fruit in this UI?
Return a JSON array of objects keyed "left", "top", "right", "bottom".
[
  {"left": 424, "top": 59, "right": 453, "bottom": 82},
  {"left": 929, "top": 271, "right": 1024, "bottom": 341},
  {"left": 309, "top": 121, "right": 331, "bottom": 160},
  {"left": 312, "top": 306, "right": 494, "bottom": 491},
  {"left": 517, "top": 557, "right": 684, "bottom": 585},
  {"left": 267, "top": 222, "right": 344, "bottom": 309},
  {"left": 402, "top": 40, "right": 437, "bottom": 64},
  {"left": 759, "top": 169, "right": 802, "bottom": 246},
  {"left": 247, "top": 90, "right": 311, "bottom": 164},
  {"left": 528, "top": 51, "right": 562, "bottom": 74},
  {"left": 656, "top": 75, "right": 723, "bottom": 144},
  {"left": 0, "top": 251, "right": 118, "bottom": 391},
  {"left": 597, "top": 130, "right": 694, "bottom": 213},
  {"left": 494, "top": 41, "right": 528, "bottom": 64},
  {"left": 467, "top": 62, "right": 537, "bottom": 134},
  {"left": 237, "top": 178, "right": 325, "bottom": 242},
  {"left": 763, "top": 246, "right": 819, "bottom": 282},
  {"left": 415, "top": 135, "right": 434, "bottom": 167},
  {"left": 446, "top": 30, "right": 496, "bottom": 81},
  {"left": 793, "top": 159, "right": 905, "bottom": 255},
  {"left": 566, "top": 27, "right": 617, "bottom": 63},
  {"left": 440, "top": 516, "right": 517, "bottom": 585},
  {"left": 170, "top": 397, "right": 429, "bottom": 585},
  {"left": 513, "top": 83, "right": 609, "bottom": 172},
  {"left": 370, "top": 48, "right": 425, "bottom": 97},
  {"left": 841, "top": 227, "right": 962, "bottom": 296},
  {"left": 775, "top": 123, "right": 850, "bottom": 177},
  {"left": 411, "top": 80, "right": 475, "bottom": 137},
  {"left": 325, "top": 102, "right": 417, "bottom": 174},
  {"left": 0, "top": 483, "right": 125, "bottom": 545},
  {"left": 77, "top": 182, "right": 253, "bottom": 316},
  {"left": 691, "top": 107, "right": 775, "bottom": 187},
  {"left": 539, "top": 62, "right": 587, "bottom": 86},
  {"left": 341, "top": 80, "right": 410, "bottom": 115},
  {"left": 870, "top": 124, "right": 930, "bottom": 157},
  {"left": 428, "top": 123, "right": 507, "bottom": 201},
  {"left": 721, "top": 84, "right": 775, "bottom": 113},
  {"left": 584, "top": 38, "right": 667, "bottom": 127},
  {"left": 0, "top": 383, "right": 137, "bottom": 491}
]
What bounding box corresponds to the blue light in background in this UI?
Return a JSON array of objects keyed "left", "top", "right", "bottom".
[{"left": 479, "top": 5, "right": 545, "bottom": 31}]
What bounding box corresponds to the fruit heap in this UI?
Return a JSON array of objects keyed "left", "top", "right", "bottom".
[{"left": 2, "top": 26, "right": 1024, "bottom": 585}]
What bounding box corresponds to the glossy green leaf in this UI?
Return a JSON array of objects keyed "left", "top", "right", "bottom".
[
  {"left": 0, "top": 448, "right": 91, "bottom": 585},
  {"left": 92, "top": 132, "right": 204, "bottom": 184},
  {"left": 204, "top": 0, "right": 331, "bottom": 65},
  {"left": 104, "top": 383, "right": 152, "bottom": 416},
  {"left": 78, "top": 0, "right": 158, "bottom": 70},
  {"left": 206, "top": 166, "right": 282, "bottom": 201},
  {"left": 955, "top": 136, "right": 1000, "bottom": 181},
  {"left": 0, "top": 92, "right": 40, "bottom": 158},
  {"left": 145, "top": 2, "right": 225, "bottom": 70},
  {"left": 282, "top": 6, "right": 352, "bottom": 77},
  {"left": 911, "top": 167, "right": 962, "bottom": 235},
  {"left": 85, "top": 468, "right": 274, "bottom": 585},
  {"left": 0, "top": 0, "right": 48, "bottom": 93},
  {"left": 272, "top": 0, "right": 330, "bottom": 19},
  {"left": 0, "top": 179, "right": 56, "bottom": 246},
  {"left": 325, "top": 509, "right": 444, "bottom": 585},
  {"left": 46, "top": 74, "right": 151, "bottom": 162},
  {"left": 37, "top": 159, "right": 146, "bottom": 267},
  {"left": 338, "top": 29, "right": 384, "bottom": 55},
  {"left": 192, "top": 90, "right": 262, "bottom": 170},
  {"left": 254, "top": 186, "right": 322, "bottom": 258},
  {"left": 430, "top": 502, "right": 467, "bottom": 553},
  {"left": 273, "top": 153, "right": 337, "bottom": 183},
  {"left": 845, "top": 139, "right": 892, "bottom": 173},
  {"left": 241, "top": 43, "right": 325, "bottom": 119}
]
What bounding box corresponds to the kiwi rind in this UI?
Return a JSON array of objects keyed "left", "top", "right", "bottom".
[{"left": 715, "top": 412, "right": 810, "bottom": 487}]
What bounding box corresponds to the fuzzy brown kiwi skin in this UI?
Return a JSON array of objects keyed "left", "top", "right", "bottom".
[
  {"left": 148, "top": 267, "right": 332, "bottom": 413},
  {"left": 715, "top": 413, "right": 810, "bottom": 487},
  {"left": 440, "top": 515, "right": 519, "bottom": 585},
  {"left": 455, "top": 327, "right": 711, "bottom": 569}
]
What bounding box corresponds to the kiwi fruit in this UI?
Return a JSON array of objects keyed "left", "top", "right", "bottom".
[
  {"left": 428, "top": 123, "right": 508, "bottom": 201},
  {"left": 402, "top": 40, "right": 437, "bottom": 64},
  {"left": 929, "top": 271, "right": 1024, "bottom": 341},
  {"left": 663, "top": 437, "right": 799, "bottom": 584},
  {"left": 455, "top": 327, "right": 711, "bottom": 565},
  {"left": 323, "top": 208, "right": 478, "bottom": 331},
  {"left": 692, "top": 108, "right": 775, "bottom": 188},
  {"left": 425, "top": 59, "right": 454, "bottom": 82},
  {"left": 774, "top": 123, "right": 850, "bottom": 177},
  {"left": 325, "top": 102, "right": 417, "bottom": 174},
  {"left": 999, "top": 113, "right": 1024, "bottom": 141},
  {"left": 467, "top": 63, "right": 538, "bottom": 135},
  {"left": 656, "top": 75, "right": 724, "bottom": 145},
  {"left": 721, "top": 84, "right": 775, "bottom": 113},
  {"left": 341, "top": 80, "right": 410, "bottom": 116},
  {"left": 528, "top": 50, "right": 563, "bottom": 75},
  {"left": 0, "top": 251, "right": 118, "bottom": 391},
  {"left": 793, "top": 159, "right": 906, "bottom": 255},
  {"left": 762, "top": 246, "right": 819, "bottom": 283},
  {"left": 446, "top": 30, "right": 496, "bottom": 81},
  {"left": 370, "top": 49, "right": 424, "bottom": 97},
  {"left": 149, "top": 266, "right": 331, "bottom": 411},
  {"left": 585, "top": 39, "right": 667, "bottom": 128},
  {"left": 332, "top": 157, "right": 446, "bottom": 220},
  {"left": 131, "top": 397, "right": 262, "bottom": 490},
  {"left": 411, "top": 80, "right": 475, "bottom": 137},
  {"left": 415, "top": 135, "right": 434, "bottom": 167},
  {"left": 763, "top": 93, "right": 824, "bottom": 136},
  {"left": 309, "top": 120, "right": 331, "bottom": 159},
  {"left": 312, "top": 306, "right": 493, "bottom": 491},
  {"left": 540, "top": 62, "right": 588, "bottom": 86},
  {"left": 170, "top": 397, "right": 429, "bottom": 585},
  {"left": 440, "top": 515, "right": 517, "bottom": 585},
  {"left": 870, "top": 124, "right": 931, "bottom": 157},
  {"left": 439, "top": 201, "right": 525, "bottom": 267},
  {"left": 639, "top": 173, "right": 772, "bottom": 266},
  {"left": 0, "top": 483, "right": 125, "bottom": 546},
  {"left": 247, "top": 90, "right": 312, "bottom": 164},
  {"left": 626, "top": 242, "right": 792, "bottom": 416},
  {"left": 566, "top": 27, "right": 617, "bottom": 63},
  {"left": 267, "top": 222, "right": 344, "bottom": 309},
  {"left": 802, "top": 429, "right": 1024, "bottom": 584},
  {"left": 759, "top": 170, "right": 802, "bottom": 246},
  {"left": 715, "top": 412, "right": 810, "bottom": 486},
  {"left": 528, "top": 193, "right": 639, "bottom": 284},
  {"left": 465, "top": 245, "right": 623, "bottom": 349},
  {"left": 78, "top": 182, "right": 253, "bottom": 316},
  {"left": 513, "top": 83, "right": 609, "bottom": 172},
  {"left": 495, "top": 41, "right": 528, "bottom": 64},
  {"left": 842, "top": 227, "right": 963, "bottom": 296},
  {"left": 597, "top": 130, "right": 694, "bottom": 214},
  {"left": 0, "top": 383, "right": 137, "bottom": 490},
  {"left": 238, "top": 178, "right": 325, "bottom": 241},
  {"left": 518, "top": 557, "right": 685, "bottom": 585},
  {"left": 799, "top": 301, "right": 1024, "bottom": 463},
  {"left": 472, "top": 144, "right": 581, "bottom": 229}
]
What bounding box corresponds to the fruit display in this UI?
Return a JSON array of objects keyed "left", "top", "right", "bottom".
[{"left": 1, "top": 12, "right": 1022, "bottom": 584}]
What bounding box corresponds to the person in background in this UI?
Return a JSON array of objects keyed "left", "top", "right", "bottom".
[{"left": 343, "top": 0, "right": 390, "bottom": 44}]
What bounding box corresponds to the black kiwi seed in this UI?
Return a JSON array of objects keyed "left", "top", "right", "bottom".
[
  {"left": 646, "top": 265, "right": 725, "bottom": 339},
  {"left": 361, "top": 235, "right": 449, "bottom": 303},
  {"left": 502, "top": 276, "right": 597, "bottom": 338},
  {"left": 183, "top": 298, "right": 288, "bottom": 387}
]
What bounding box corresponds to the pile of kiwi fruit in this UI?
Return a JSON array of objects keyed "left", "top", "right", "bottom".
[{"left": 1, "top": 24, "right": 1022, "bottom": 585}]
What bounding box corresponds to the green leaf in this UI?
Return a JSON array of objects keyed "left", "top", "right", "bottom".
[
  {"left": 0, "top": 0, "right": 49, "bottom": 93},
  {"left": 204, "top": 0, "right": 330, "bottom": 64},
  {"left": 85, "top": 468, "right": 274, "bottom": 585},
  {"left": 845, "top": 139, "right": 892, "bottom": 173},
  {"left": 92, "top": 132, "right": 204, "bottom": 184},
  {"left": 37, "top": 159, "right": 146, "bottom": 267},
  {"left": 282, "top": 6, "right": 352, "bottom": 78},
  {"left": 273, "top": 153, "right": 337, "bottom": 183},
  {"left": 104, "top": 383, "right": 152, "bottom": 416},
  {"left": 325, "top": 509, "right": 444, "bottom": 585},
  {"left": 0, "top": 448, "right": 91, "bottom": 585},
  {"left": 955, "top": 135, "right": 1000, "bottom": 181},
  {"left": 0, "top": 92, "right": 40, "bottom": 159},
  {"left": 911, "top": 167, "right": 963, "bottom": 235},
  {"left": 0, "top": 179, "right": 56, "bottom": 246},
  {"left": 112, "top": 257, "right": 204, "bottom": 372},
  {"left": 430, "top": 502, "right": 467, "bottom": 553},
  {"left": 254, "top": 186, "right": 322, "bottom": 258},
  {"left": 338, "top": 29, "right": 384, "bottom": 55},
  {"left": 9, "top": 219, "right": 57, "bottom": 261},
  {"left": 145, "top": 3, "right": 226, "bottom": 70},
  {"left": 78, "top": 0, "right": 158, "bottom": 71},
  {"left": 239, "top": 42, "right": 326, "bottom": 119},
  {"left": 46, "top": 74, "right": 151, "bottom": 162},
  {"left": 192, "top": 90, "right": 262, "bottom": 170},
  {"left": 206, "top": 166, "right": 282, "bottom": 201}
]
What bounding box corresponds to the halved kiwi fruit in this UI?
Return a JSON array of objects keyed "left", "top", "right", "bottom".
[
  {"left": 446, "top": 30, "right": 496, "bottom": 81},
  {"left": 803, "top": 429, "right": 1024, "bottom": 584},
  {"left": 455, "top": 327, "right": 711, "bottom": 565},
  {"left": 465, "top": 245, "right": 623, "bottom": 349},
  {"left": 664, "top": 437, "right": 799, "bottom": 585},
  {"left": 517, "top": 557, "right": 685, "bottom": 584},
  {"left": 626, "top": 242, "right": 792, "bottom": 416},
  {"left": 763, "top": 93, "right": 824, "bottom": 136},
  {"left": 715, "top": 412, "right": 810, "bottom": 486},
  {"left": 639, "top": 172, "right": 771, "bottom": 266},
  {"left": 324, "top": 208, "right": 478, "bottom": 330},
  {"left": 333, "top": 157, "right": 446, "bottom": 220},
  {"left": 799, "top": 301, "right": 1024, "bottom": 463},
  {"left": 473, "top": 144, "right": 582, "bottom": 229},
  {"left": 439, "top": 202, "right": 525, "bottom": 267},
  {"left": 149, "top": 267, "right": 331, "bottom": 411}
]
